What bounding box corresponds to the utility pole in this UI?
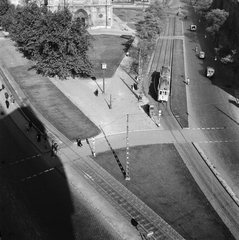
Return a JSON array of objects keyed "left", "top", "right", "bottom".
[{"left": 125, "top": 114, "right": 130, "bottom": 180}]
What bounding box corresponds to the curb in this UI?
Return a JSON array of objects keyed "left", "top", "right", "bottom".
[{"left": 192, "top": 142, "right": 239, "bottom": 206}]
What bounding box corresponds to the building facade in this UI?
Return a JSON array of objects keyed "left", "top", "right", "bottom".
[{"left": 11, "top": 0, "right": 113, "bottom": 29}]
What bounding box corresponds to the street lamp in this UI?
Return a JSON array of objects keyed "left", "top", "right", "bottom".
[{"left": 101, "top": 62, "right": 107, "bottom": 94}]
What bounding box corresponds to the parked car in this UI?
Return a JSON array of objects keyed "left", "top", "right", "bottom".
[
  {"left": 190, "top": 25, "right": 197, "bottom": 31},
  {"left": 206, "top": 67, "right": 215, "bottom": 78},
  {"left": 198, "top": 51, "right": 205, "bottom": 59}
]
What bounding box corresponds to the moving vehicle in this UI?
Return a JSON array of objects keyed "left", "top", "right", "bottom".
[
  {"left": 199, "top": 51, "right": 205, "bottom": 59},
  {"left": 158, "top": 66, "right": 171, "bottom": 102},
  {"left": 190, "top": 25, "right": 197, "bottom": 31},
  {"left": 206, "top": 67, "right": 215, "bottom": 78}
]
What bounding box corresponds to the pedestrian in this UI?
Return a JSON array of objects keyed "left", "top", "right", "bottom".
[
  {"left": 126, "top": 51, "right": 129, "bottom": 57},
  {"left": 76, "top": 138, "right": 83, "bottom": 147},
  {"left": 5, "top": 92, "right": 9, "bottom": 99},
  {"left": 44, "top": 135, "right": 48, "bottom": 149},
  {"left": 53, "top": 142, "right": 59, "bottom": 154},
  {"left": 187, "top": 78, "right": 190, "bottom": 85},
  {"left": 195, "top": 46, "right": 198, "bottom": 52},
  {"left": 94, "top": 89, "right": 99, "bottom": 97},
  {"left": 5, "top": 100, "right": 9, "bottom": 109},
  {"left": 135, "top": 75, "right": 139, "bottom": 82},
  {"left": 28, "top": 121, "right": 33, "bottom": 131},
  {"left": 36, "top": 132, "right": 41, "bottom": 142},
  {"left": 25, "top": 122, "right": 29, "bottom": 133},
  {"left": 0, "top": 84, "right": 4, "bottom": 91}
]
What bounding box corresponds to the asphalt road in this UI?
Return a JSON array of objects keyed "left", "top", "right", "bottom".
[
  {"left": 180, "top": 0, "right": 239, "bottom": 238},
  {"left": 0, "top": 106, "right": 122, "bottom": 240}
]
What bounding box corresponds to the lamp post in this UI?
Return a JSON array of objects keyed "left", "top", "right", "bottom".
[{"left": 101, "top": 62, "right": 107, "bottom": 94}]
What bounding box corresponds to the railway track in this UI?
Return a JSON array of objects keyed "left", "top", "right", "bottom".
[{"left": 62, "top": 156, "right": 185, "bottom": 240}]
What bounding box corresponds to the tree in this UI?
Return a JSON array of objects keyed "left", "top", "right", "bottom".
[
  {"left": 0, "top": 0, "right": 15, "bottom": 31},
  {"left": 204, "top": 9, "right": 229, "bottom": 46},
  {"left": 0, "top": 0, "right": 11, "bottom": 21},
  {"left": 220, "top": 49, "right": 239, "bottom": 86},
  {"left": 8, "top": 4, "right": 93, "bottom": 79}
]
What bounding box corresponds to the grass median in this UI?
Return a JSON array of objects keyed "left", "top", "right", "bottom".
[{"left": 93, "top": 143, "right": 234, "bottom": 240}]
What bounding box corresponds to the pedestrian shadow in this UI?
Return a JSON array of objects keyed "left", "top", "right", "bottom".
[
  {"left": 99, "top": 126, "right": 126, "bottom": 179},
  {"left": 91, "top": 76, "right": 104, "bottom": 94}
]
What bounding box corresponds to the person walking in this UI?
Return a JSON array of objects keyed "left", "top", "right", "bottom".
[
  {"left": 5, "top": 100, "right": 9, "bottom": 109},
  {"left": 187, "top": 78, "right": 190, "bottom": 85},
  {"left": 36, "top": 132, "right": 41, "bottom": 142},
  {"left": 195, "top": 46, "right": 198, "bottom": 52},
  {"left": 28, "top": 121, "right": 33, "bottom": 131},
  {"left": 53, "top": 142, "right": 59, "bottom": 155}
]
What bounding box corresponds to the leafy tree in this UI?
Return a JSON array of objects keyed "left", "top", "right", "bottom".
[
  {"left": 145, "top": 0, "right": 166, "bottom": 21},
  {"left": 204, "top": 9, "right": 229, "bottom": 46},
  {"left": 34, "top": 9, "right": 93, "bottom": 79},
  {"left": 0, "top": 0, "right": 11, "bottom": 21},
  {"left": 8, "top": 4, "right": 93, "bottom": 79},
  {"left": 136, "top": 12, "right": 162, "bottom": 41},
  {"left": 220, "top": 49, "right": 239, "bottom": 85},
  {"left": 0, "top": 0, "right": 15, "bottom": 31}
]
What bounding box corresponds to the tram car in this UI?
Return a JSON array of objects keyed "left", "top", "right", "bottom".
[
  {"left": 157, "top": 66, "right": 171, "bottom": 102},
  {"left": 206, "top": 66, "right": 215, "bottom": 78}
]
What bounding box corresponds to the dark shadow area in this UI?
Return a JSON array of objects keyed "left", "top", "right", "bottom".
[
  {"left": 0, "top": 106, "right": 119, "bottom": 240},
  {"left": 99, "top": 126, "right": 126, "bottom": 179},
  {"left": 148, "top": 71, "right": 160, "bottom": 101},
  {"left": 140, "top": 104, "right": 150, "bottom": 117},
  {"left": 121, "top": 35, "right": 134, "bottom": 53},
  {"left": 229, "top": 99, "right": 239, "bottom": 108}
]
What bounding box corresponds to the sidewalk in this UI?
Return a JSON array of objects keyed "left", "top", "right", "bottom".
[{"left": 0, "top": 13, "right": 175, "bottom": 240}]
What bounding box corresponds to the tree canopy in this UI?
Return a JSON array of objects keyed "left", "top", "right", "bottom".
[
  {"left": 204, "top": 9, "right": 229, "bottom": 46},
  {"left": 3, "top": 3, "right": 93, "bottom": 79}
]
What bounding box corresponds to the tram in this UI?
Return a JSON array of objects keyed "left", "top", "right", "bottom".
[{"left": 157, "top": 66, "right": 171, "bottom": 102}]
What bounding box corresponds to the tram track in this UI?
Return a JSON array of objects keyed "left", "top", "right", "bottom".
[{"left": 60, "top": 156, "right": 185, "bottom": 240}]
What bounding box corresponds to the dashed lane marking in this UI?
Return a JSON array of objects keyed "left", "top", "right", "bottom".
[
  {"left": 190, "top": 127, "right": 231, "bottom": 130},
  {"left": 21, "top": 168, "right": 55, "bottom": 182},
  {"left": 198, "top": 140, "right": 239, "bottom": 143},
  {"left": 8, "top": 152, "right": 50, "bottom": 166}
]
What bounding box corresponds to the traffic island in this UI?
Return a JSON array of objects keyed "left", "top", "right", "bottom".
[{"left": 171, "top": 39, "right": 189, "bottom": 128}]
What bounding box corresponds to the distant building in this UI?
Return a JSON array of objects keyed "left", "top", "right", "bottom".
[{"left": 10, "top": 0, "right": 113, "bottom": 29}]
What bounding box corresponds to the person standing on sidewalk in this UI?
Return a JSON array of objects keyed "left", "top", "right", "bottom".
[{"left": 5, "top": 100, "right": 10, "bottom": 109}]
